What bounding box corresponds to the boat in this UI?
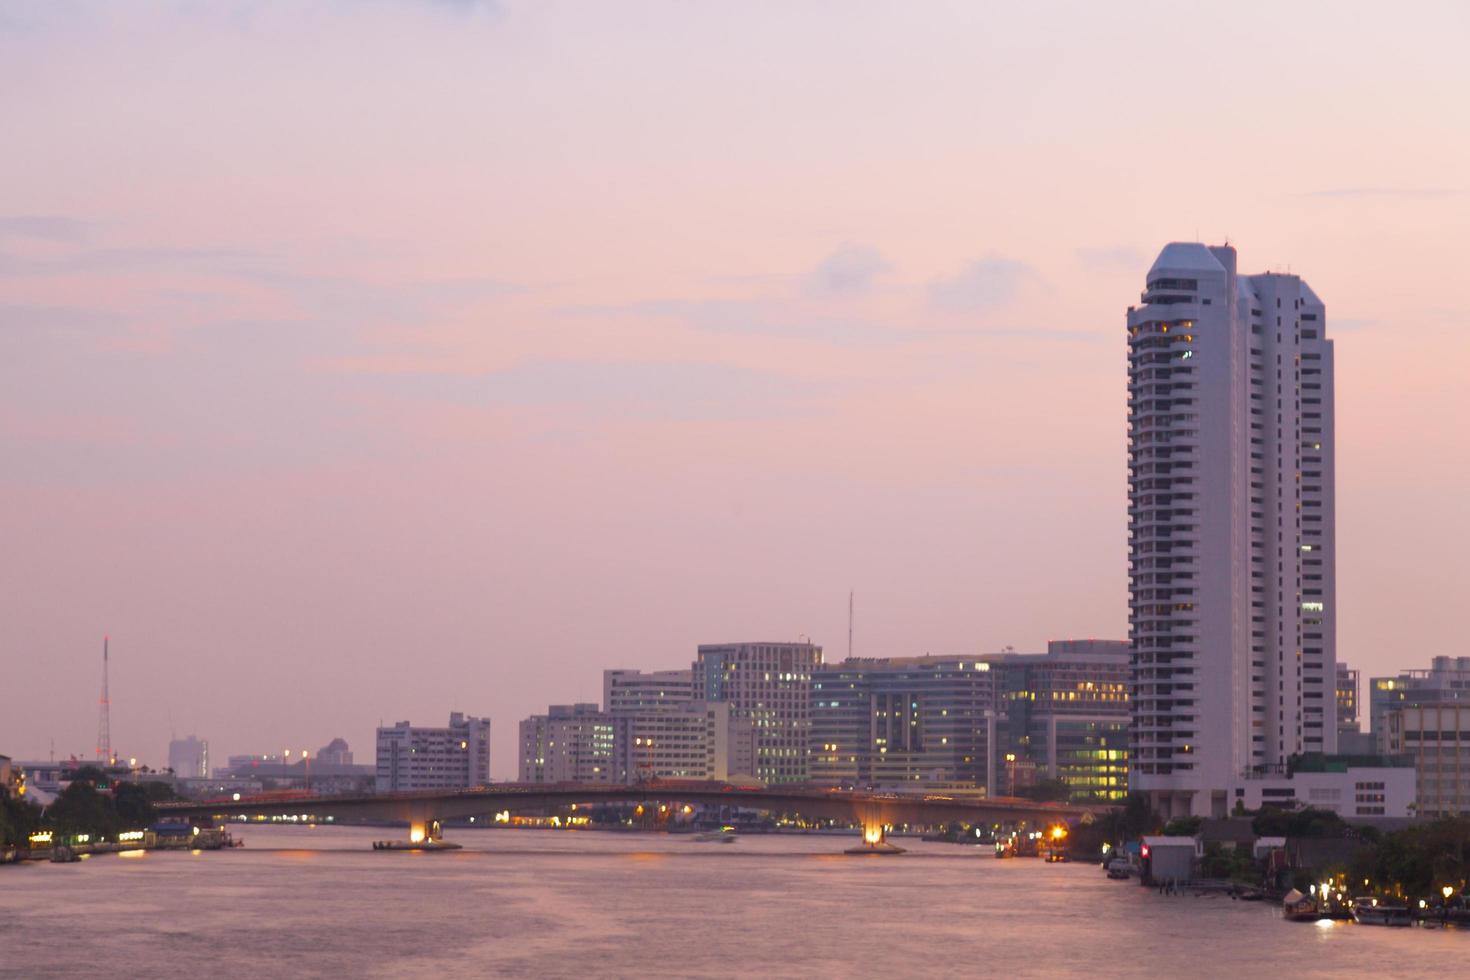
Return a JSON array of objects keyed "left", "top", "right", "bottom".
[
  {"left": 1350, "top": 897, "right": 1413, "bottom": 926},
  {"left": 1282, "top": 889, "right": 1320, "bottom": 922},
  {"left": 372, "top": 839, "right": 463, "bottom": 852},
  {"left": 1105, "top": 859, "right": 1134, "bottom": 880},
  {"left": 693, "top": 827, "right": 738, "bottom": 844}
]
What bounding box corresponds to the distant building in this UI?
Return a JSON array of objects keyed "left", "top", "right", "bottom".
[
  {"left": 518, "top": 704, "right": 620, "bottom": 783},
  {"left": 315, "top": 738, "right": 353, "bottom": 766},
  {"left": 810, "top": 656, "right": 999, "bottom": 792},
  {"left": 0, "top": 755, "right": 17, "bottom": 799},
  {"left": 376, "top": 713, "right": 491, "bottom": 793},
  {"left": 1336, "top": 663, "right": 1359, "bottom": 732},
  {"left": 519, "top": 700, "right": 756, "bottom": 783},
  {"left": 1369, "top": 656, "right": 1470, "bottom": 752},
  {"left": 810, "top": 640, "right": 1129, "bottom": 801},
  {"left": 604, "top": 669, "right": 694, "bottom": 715},
  {"left": 1386, "top": 704, "right": 1470, "bottom": 817},
  {"left": 695, "top": 641, "right": 822, "bottom": 784},
  {"left": 167, "top": 736, "right": 209, "bottom": 778},
  {"left": 997, "top": 641, "right": 1131, "bottom": 803}
]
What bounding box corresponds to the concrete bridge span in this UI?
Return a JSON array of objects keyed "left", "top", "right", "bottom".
[{"left": 158, "top": 781, "right": 1110, "bottom": 847}]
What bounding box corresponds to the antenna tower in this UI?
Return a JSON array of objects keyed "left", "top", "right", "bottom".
[
  {"left": 97, "top": 636, "right": 112, "bottom": 764},
  {"left": 847, "top": 590, "right": 854, "bottom": 660}
]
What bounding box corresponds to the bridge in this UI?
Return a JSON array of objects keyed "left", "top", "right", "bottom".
[{"left": 158, "top": 781, "right": 1111, "bottom": 850}]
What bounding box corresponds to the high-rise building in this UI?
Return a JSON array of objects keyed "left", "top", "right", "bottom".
[
  {"left": 997, "top": 641, "right": 1131, "bottom": 804},
  {"left": 1369, "top": 656, "right": 1470, "bottom": 750},
  {"left": 604, "top": 669, "right": 694, "bottom": 715},
  {"left": 518, "top": 700, "right": 756, "bottom": 783},
  {"left": 694, "top": 641, "right": 822, "bottom": 784},
  {"left": 375, "top": 712, "right": 491, "bottom": 792},
  {"left": 167, "top": 735, "right": 209, "bottom": 778},
  {"left": 1128, "top": 243, "right": 1337, "bottom": 818},
  {"left": 315, "top": 737, "right": 353, "bottom": 766},
  {"left": 518, "top": 704, "right": 621, "bottom": 783},
  {"left": 810, "top": 656, "right": 999, "bottom": 792}
]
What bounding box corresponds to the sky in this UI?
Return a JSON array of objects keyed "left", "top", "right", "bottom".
[{"left": 3, "top": 1, "right": 1468, "bottom": 778}]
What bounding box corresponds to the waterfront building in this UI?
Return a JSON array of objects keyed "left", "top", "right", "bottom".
[
  {"left": 518, "top": 704, "right": 621, "bottom": 783},
  {"left": 1386, "top": 703, "right": 1470, "bottom": 817},
  {"left": 604, "top": 668, "right": 694, "bottom": 715},
  {"left": 1232, "top": 755, "right": 1415, "bottom": 819},
  {"left": 694, "top": 641, "right": 822, "bottom": 784},
  {"left": 1368, "top": 656, "right": 1470, "bottom": 752},
  {"left": 0, "top": 754, "right": 16, "bottom": 798},
  {"left": 997, "top": 640, "right": 1131, "bottom": 803},
  {"left": 519, "top": 700, "right": 757, "bottom": 783},
  {"left": 167, "top": 735, "right": 209, "bottom": 778},
  {"left": 375, "top": 712, "right": 491, "bottom": 792},
  {"left": 810, "top": 656, "right": 999, "bottom": 791},
  {"left": 622, "top": 701, "right": 756, "bottom": 781},
  {"left": 1128, "top": 243, "right": 1337, "bottom": 818}
]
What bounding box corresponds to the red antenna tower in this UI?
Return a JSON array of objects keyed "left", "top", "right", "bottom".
[{"left": 97, "top": 636, "right": 113, "bottom": 764}]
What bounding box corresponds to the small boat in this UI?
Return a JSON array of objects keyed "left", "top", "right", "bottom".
[
  {"left": 693, "top": 827, "right": 738, "bottom": 843},
  {"left": 1282, "top": 888, "right": 1319, "bottom": 922},
  {"left": 1351, "top": 897, "right": 1413, "bottom": 926},
  {"left": 1106, "top": 860, "right": 1134, "bottom": 880},
  {"left": 372, "top": 839, "right": 463, "bottom": 852}
]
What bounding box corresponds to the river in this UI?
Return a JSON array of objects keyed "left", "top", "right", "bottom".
[{"left": 0, "top": 825, "right": 1460, "bottom": 977}]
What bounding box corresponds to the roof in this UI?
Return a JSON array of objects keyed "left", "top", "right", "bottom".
[
  {"left": 1142, "top": 836, "right": 1199, "bottom": 847},
  {"left": 1148, "top": 242, "right": 1225, "bottom": 277}
]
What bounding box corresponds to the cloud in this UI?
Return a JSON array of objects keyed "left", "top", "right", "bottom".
[
  {"left": 0, "top": 215, "right": 89, "bottom": 243},
  {"left": 1075, "top": 245, "right": 1144, "bottom": 272},
  {"left": 806, "top": 243, "right": 892, "bottom": 297},
  {"left": 1301, "top": 187, "right": 1458, "bottom": 199},
  {"left": 564, "top": 297, "right": 930, "bottom": 347},
  {"left": 929, "top": 257, "right": 1037, "bottom": 312}
]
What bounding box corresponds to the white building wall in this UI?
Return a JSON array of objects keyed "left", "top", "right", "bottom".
[
  {"left": 1128, "top": 244, "right": 1337, "bottom": 818},
  {"left": 1236, "top": 766, "right": 1414, "bottom": 819}
]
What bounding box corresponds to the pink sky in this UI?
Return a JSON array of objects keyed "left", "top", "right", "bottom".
[{"left": 3, "top": 1, "right": 1468, "bottom": 777}]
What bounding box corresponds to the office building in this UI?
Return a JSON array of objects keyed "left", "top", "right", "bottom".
[
  {"left": 1369, "top": 656, "right": 1470, "bottom": 751},
  {"left": 1335, "top": 663, "right": 1375, "bottom": 753},
  {"left": 695, "top": 641, "right": 822, "bottom": 784},
  {"left": 604, "top": 669, "right": 694, "bottom": 715},
  {"left": 1233, "top": 755, "right": 1415, "bottom": 819},
  {"left": 518, "top": 704, "right": 621, "bottom": 783},
  {"left": 1128, "top": 243, "right": 1337, "bottom": 818},
  {"left": 375, "top": 712, "right": 491, "bottom": 792},
  {"left": 167, "top": 735, "right": 209, "bottom": 778},
  {"left": 998, "top": 640, "right": 1131, "bottom": 803},
  {"left": 810, "top": 656, "right": 999, "bottom": 792},
  {"left": 1386, "top": 703, "right": 1470, "bottom": 817}
]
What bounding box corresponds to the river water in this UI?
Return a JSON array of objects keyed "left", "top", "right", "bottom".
[{"left": 1, "top": 825, "right": 1462, "bottom": 977}]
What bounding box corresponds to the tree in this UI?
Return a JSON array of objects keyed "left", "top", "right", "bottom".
[{"left": 45, "top": 780, "right": 119, "bottom": 839}]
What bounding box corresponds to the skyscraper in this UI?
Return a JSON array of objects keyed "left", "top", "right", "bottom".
[
  {"left": 1127, "top": 243, "right": 1336, "bottom": 818},
  {"left": 375, "top": 712, "right": 491, "bottom": 792},
  {"left": 167, "top": 735, "right": 209, "bottom": 778}
]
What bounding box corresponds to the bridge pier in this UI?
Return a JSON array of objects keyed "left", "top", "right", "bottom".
[{"left": 843, "top": 809, "right": 905, "bottom": 855}]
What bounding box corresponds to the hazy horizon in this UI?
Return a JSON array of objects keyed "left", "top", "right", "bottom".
[{"left": 4, "top": 1, "right": 1468, "bottom": 778}]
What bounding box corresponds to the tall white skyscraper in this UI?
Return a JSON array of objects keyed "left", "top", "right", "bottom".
[{"left": 1127, "top": 243, "right": 1336, "bottom": 818}]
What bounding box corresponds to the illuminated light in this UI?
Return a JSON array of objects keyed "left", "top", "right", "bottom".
[
  {"left": 1444, "top": 886, "right": 1456, "bottom": 900},
  {"left": 232, "top": 793, "right": 241, "bottom": 801},
  {"left": 409, "top": 824, "right": 427, "bottom": 844},
  {"left": 461, "top": 741, "right": 467, "bottom": 749},
  {"left": 192, "top": 827, "right": 200, "bottom": 837},
  {"left": 118, "top": 831, "right": 145, "bottom": 842},
  {"left": 1419, "top": 899, "right": 1428, "bottom": 910},
  {"left": 129, "top": 758, "right": 137, "bottom": 767}
]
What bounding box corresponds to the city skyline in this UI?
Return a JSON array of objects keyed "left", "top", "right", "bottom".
[{"left": 5, "top": 2, "right": 1470, "bottom": 779}]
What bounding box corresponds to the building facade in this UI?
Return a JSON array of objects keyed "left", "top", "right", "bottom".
[
  {"left": 1369, "top": 656, "right": 1470, "bottom": 752},
  {"left": 518, "top": 704, "right": 621, "bottom": 783},
  {"left": 998, "top": 641, "right": 1131, "bottom": 803},
  {"left": 604, "top": 669, "right": 694, "bottom": 715},
  {"left": 518, "top": 700, "right": 757, "bottom": 783},
  {"left": 1386, "top": 703, "right": 1470, "bottom": 817},
  {"left": 167, "top": 736, "right": 209, "bottom": 778},
  {"left": 375, "top": 712, "right": 491, "bottom": 792},
  {"left": 1128, "top": 243, "right": 1337, "bottom": 818},
  {"left": 694, "top": 642, "right": 822, "bottom": 784},
  {"left": 810, "top": 656, "right": 999, "bottom": 792},
  {"left": 1233, "top": 757, "right": 1415, "bottom": 819}
]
